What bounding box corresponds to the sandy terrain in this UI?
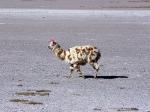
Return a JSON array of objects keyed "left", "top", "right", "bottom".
[
  {"left": 0, "top": 0, "right": 150, "bottom": 9},
  {"left": 0, "top": 12, "right": 150, "bottom": 112}
]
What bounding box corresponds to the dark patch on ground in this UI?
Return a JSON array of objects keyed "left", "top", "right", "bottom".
[
  {"left": 49, "top": 81, "right": 59, "bottom": 85},
  {"left": 72, "top": 93, "right": 81, "bottom": 96},
  {"left": 63, "top": 76, "right": 71, "bottom": 78},
  {"left": 27, "top": 89, "right": 51, "bottom": 92},
  {"left": 17, "top": 84, "right": 23, "bottom": 87},
  {"left": 93, "top": 108, "right": 102, "bottom": 111},
  {"left": 16, "top": 91, "right": 49, "bottom": 96},
  {"left": 83, "top": 75, "right": 128, "bottom": 79},
  {"left": 10, "top": 99, "right": 43, "bottom": 105},
  {"left": 18, "top": 80, "right": 23, "bottom": 82},
  {"left": 116, "top": 108, "right": 139, "bottom": 111},
  {"left": 35, "top": 90, "right": 51, "bottom": 92},
  {"left": 80, "top": 6, "right": 85, "bottom": 8},
  {"left": 26, "top": 101, "right": 43, "bottom": 105},
  {"left": 10, "top": 89, "right": 51, "bottom": 105},
  {"left": 16, "top": 90, "right": 51, "bottom": 96},
  {"left": 10, "top": 99, "right": 28, "bottom": 103},
  {"left": 119, "top": 87, "right": 126, "bottom": 89}
]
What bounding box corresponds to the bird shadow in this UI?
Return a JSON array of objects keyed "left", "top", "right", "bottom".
[{"left": 82, "top": 75, "right": 128, "bottom": 79}]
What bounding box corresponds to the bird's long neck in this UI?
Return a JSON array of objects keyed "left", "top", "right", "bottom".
[{"left": 53, "top": 44, "right": 66, "bottom": 61}]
